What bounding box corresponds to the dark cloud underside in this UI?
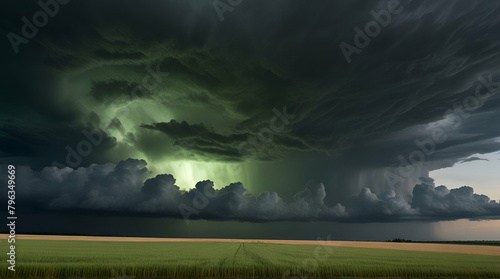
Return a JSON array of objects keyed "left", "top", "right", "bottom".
[{"left": 1, "top": 0, "right": 499, "bottom": 223}]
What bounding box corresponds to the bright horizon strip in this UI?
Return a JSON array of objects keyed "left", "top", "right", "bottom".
[{"left": 431, "top": 151, "right": 500, "bottom": 201}]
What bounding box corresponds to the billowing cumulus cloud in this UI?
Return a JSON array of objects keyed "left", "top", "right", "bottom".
[
  {"left": 412, "top": 182, "right": 500, "bottom": 218},
  {"left": 7, "top": 160, "right": 347, "bottom": 221},
  {"left": 349, "top": 179, "right": 500, "bottom": 221},
  {"left": 6, "top": 160, "right": 499, "bottom": 222},
  {"left": 1, "top": 0, "right": 500, "bottom": 222}
]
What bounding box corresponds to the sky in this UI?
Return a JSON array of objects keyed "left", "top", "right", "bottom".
[{"left": 1, "top": 0, "right": 500, "bottom": 240}]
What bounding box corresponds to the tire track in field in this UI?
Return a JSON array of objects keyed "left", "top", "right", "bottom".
[
  {"left": 232, "top": 243, "right": 243, "bottom": 259},
  {"left": 241, "top": 243, "right": 273, "bottom": 266}
]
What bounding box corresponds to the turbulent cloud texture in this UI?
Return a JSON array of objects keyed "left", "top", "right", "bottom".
[
  {"left": 1, "top": 0, "right": 500, "bottom": 223},
  {"left": 7, "top": 160, "right": 499, "bottom": 222},
  {"left": 2, "top": 0, "right": 500, "bottom": 167}
]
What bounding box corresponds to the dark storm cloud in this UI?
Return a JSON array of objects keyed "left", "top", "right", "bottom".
[
  {"left": 3, "top": 0, "right": 500, "bottom": 167},
  {"left": 93, "top": 50, "right": 146, "bottom": 61},
  {"left": 412, "top": 183, "right": 499, "bottom": 218},
  {"left": 142, "top": 120, "right": 223, "bottom": 140},
  {"left": 0, "top": 122, "right": 117, "bottom": 169},
  {"left": 7, "top": 159, "right": 347, "bottom": 221},
  {"left": 142, "top": 120, "right": 247, "bottom": 161},
  {"left": 107, "top": 117, "right": 124, "bottom": 131},
  {"left": 1, "top": 0, "right": 500, "bottom": 220},
  {"left": 350, "top": 188, "right": 417, "bottom": 218},
  {"left": 142, "top": 120, "right": 291, "bottom": 161},
  {"left": 6, "top": 159, "right": 499, "bottom": 222},
  {"left": 459, "top": 157, "right": 489, "bottom": 164},
  {"left": 90, "top": 80, "right": 153, "bottom": 104},
  {"left": 350, "top": 181, "right": 500, "bottom": 221},
  {"left": 141, "top": 116, "right": 308, "bottom": 161}
]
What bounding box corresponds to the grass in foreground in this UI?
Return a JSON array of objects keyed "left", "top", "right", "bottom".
[{"left": 1, "top": 239, "right": 499, "bottom": 278}]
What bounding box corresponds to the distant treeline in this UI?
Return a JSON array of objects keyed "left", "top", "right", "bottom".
[
  {"left": 420, "top": 241, "right": 500, "bottom": 246},
  {"left": 387, "top": 238, "right": 500, "bottom": 246},
  {"left": 387, "top": 238, "right": 413, "bottom": 242}
]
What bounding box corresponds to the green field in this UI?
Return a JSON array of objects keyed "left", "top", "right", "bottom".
[{"left": 1, "top": 240, "right": 500, "bottom": 278}]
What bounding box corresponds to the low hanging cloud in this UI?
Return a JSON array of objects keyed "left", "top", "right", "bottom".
[
  {"left": 351, "top": 180, "right": 500, "bottom": 221},
  {"left": 3, "top": 0, "right": 500, "bottom": 203},
  {"left": 9, "top": 159, "right": 347, "bottom": 221},
  {"left": 141, "top": 120, "right": 249, "bottom": 161},
  {"left": 459, "top": 157, "right": 489, "bottom": 164},
  {"left": 7, "top": 159, "right": 499, "bottom": 222},
  {"left": 412, "top": 182, "right": 500, "bottom": 218}
]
